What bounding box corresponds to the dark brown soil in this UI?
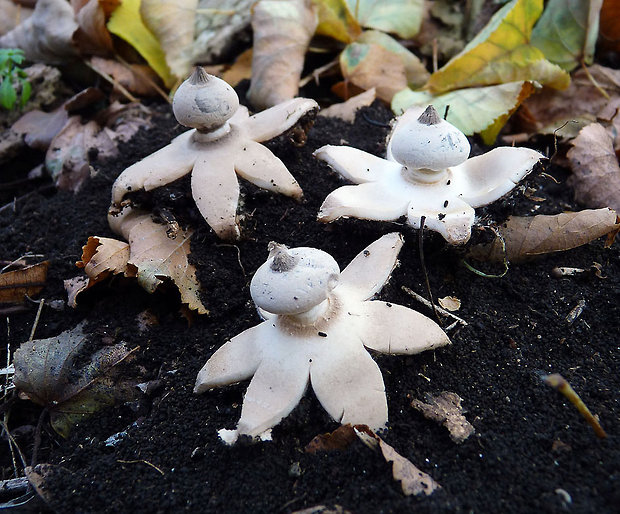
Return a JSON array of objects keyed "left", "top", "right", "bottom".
[{"left": 1, "top": 100, "right": 618, "bottom": 514}]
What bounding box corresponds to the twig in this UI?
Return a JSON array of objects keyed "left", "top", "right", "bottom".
[
  {"left": 581, "top": 59, "right": 610, "bottom": 100},
  {"left": 1, "top": 253, "right": 45, "bottom": 273},
  {"left": 402, "top": 286, "right": 468, "bottom": 327},
  {"left": 114, "top": 53, "right": 171, "bottom": 104},
  {"left": 28, "top": 299, "right": 44, "bottom": 342},
  {"left": 0, "top": 476, "right": 29, "bottom": 496},
  {"left": 299, "top": 59, "right": 339, "bottom": 88},
  {"left": 541, "top": 373, "right": 607, "bottom": 439},
  {"left": 30, "top": 408, "right": 48, "bottom": 467},
  {"left": 83, "top": 59, "right": 138, "bottom": 103},
  {"left": 418, "top": 217, "right": 441, "bottom": 324},
  {"left": 117, "top": 459, "right": 165, "bottom": 476},
  {"left": 215, "top": 244, "right": 246, "bottom": 278}
]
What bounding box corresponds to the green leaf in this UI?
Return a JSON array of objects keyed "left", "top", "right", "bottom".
[
  {"left": 530, "top": 0, "right": 603, "bottom": 71},
  {"left": 425, "top": 0, "right": 570, "bottom": 94},
  {"left": 392, "top": 81, "right": 538, "bottom": 144},
  {"left": 345, "top": 0, "right": 424, "bottom": 38},
  {"left": 314, "top": 0, "right": 361, "bottom": 43},
  {"left": 0, "top": 78, "right": 17, "bottom": 110},
  {"left": 20, "top": 79, "right": 32, "bottom": 107}
]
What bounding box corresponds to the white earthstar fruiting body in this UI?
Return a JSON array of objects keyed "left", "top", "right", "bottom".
[
  {"left": 315, "top": 105, "right": 545, "bottom": 244},
  {"left": 109, "top": 67, "right": 318, "bottom": 240},
  {"left": 194, "top": 233, "right": 451, "bottom": 444}
]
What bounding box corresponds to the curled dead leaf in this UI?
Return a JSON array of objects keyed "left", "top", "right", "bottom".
[
  {"left": 468, "top": 209, "right": 620, "bottom": 263},
  {"left": 411, "top": 391, "right": 474, "bottom": 443},
  {"left": 77, "top": 236, "right": 130, "bottom": 282},
  {"left": 437, "top": 296, "right": 461, "bottom": 312},
  {"left": 305, "top": 424, "right": 440, "bottom": 497},
  {"left": 567, "top": 123, "right": 620, "bottom": 211},
  {"left": 13, "top": 322, "right": 140, "bottom": 437},
  {"left": 247, "top": 0, "right": 318, "bottom": 110},
  {"left": 89, "top": 57, "right": 162, "bottom": 97},
  {"left": 319, "top": 88, "right": 376, "bottom": 123},
  {"left": 109, "top": 208, "right": 208, "bottom": 314},
  {"left": 0, "top": 261, "right": 49, "bottom": 304}
]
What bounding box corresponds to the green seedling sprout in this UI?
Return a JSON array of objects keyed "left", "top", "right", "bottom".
[
  {"left": 0, "top": 49, "right": 31, "bottom": 110},
  {"left": 542, "top": 373, "right": 607, "bottom": 439}
]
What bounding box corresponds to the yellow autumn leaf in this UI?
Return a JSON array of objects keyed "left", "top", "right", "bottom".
[
  {"left": 313, "top": 0, "right": 361, "bottom": 43},
  {"left": 425, "top": 0, "right": 570, "bottom": 94},
  {"left": 107, "top": 0, "right": 174, "bottom": 87},
  {"left": 392, "top": 81, "right": 537, "bottom": 144}
]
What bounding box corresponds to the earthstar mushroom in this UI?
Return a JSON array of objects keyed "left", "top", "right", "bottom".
[
  {"left": 110, "top": 67, "right": 318, "bottom": 240},
  {"left": 195, "top": 233, "right": 451, "bottom": 444},
  {"left": 315, "top": 105, "right": 544, "bottom": 244}
]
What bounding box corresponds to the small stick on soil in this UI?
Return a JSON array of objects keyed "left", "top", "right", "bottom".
[
  {"left": 215, "top": 244, "right": 246, "bottom": 278},
  {"left": 402, "top": 286, "right": 468, "bottom": 328},
  {"left": 28, "top": 299, "right": 44, "bottom": 342},
  {"left": 30, "top": 408, "right": 48, "bottom": 467},
  {"left": 0, "top": 476, "right": 29, "bottom": 497},
  {"left": 542, "top": 373, "right": 607, "bottom": 439},
  {"left": 117, "top": 459, "right": 165, "bottom": 476}
]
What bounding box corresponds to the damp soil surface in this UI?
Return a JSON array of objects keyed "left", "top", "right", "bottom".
[{"left": 1, "top": 100, "right": 618, "bottom": 514}]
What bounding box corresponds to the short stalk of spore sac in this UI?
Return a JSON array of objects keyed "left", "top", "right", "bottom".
[
  {"left": 315, "top": 105, "right": 544, "bottom": 245},
  {"left": 542, "top": 373, "right": 607, "bottom": 439}
]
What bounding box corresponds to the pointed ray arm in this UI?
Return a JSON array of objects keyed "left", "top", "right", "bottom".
[
  {"left": 241, "top": 98, "right": 318, "bottom": 143},
  {"left": 314, "top": 145, "right": 402, "bottom": 184},
  {"left": 357, "top": 301, "right": 450, "bottom": 354},
  {"left": 453, "top": 147, "right": 543, "bottom": 208},
  {"left": 338, "top": 232, "right": 404, "bottom": 302},
  {"left": 319, "top": 182, "right": 410, "bottom": 223},
  {"left": 310, "top": 333, "right": 388, "bottom": 431},
  {"left": 191, "top": 152, "right": 241, "bottom": 240},
  {"left": 194, "top": 323, "right": 266, "bottom": 393},
  {"left": 407, "top": 196, "right": 476, "bottom": 245},
  {"left": 235, "top": 348, "right": 310, "bottom": 438},
  {"left": 111, "top": 130, "right": 197, "bottom": 205},
  {"left": 234, "top": 140, "right": 303, "bottom": 199}
]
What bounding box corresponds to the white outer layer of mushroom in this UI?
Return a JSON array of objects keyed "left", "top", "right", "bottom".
[
  {"left": 109, "top": 67, "right": 318, "bottom": 240},
  {"left": 315, "top": 105, "right": 544, "bottom": 245},
  {"left": 194, "top": 233, "right": 451, "bottom": 444}
]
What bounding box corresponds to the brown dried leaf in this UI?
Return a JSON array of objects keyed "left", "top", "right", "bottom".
[
  {"left": 354, "top": 425, "right": 441, "bottom": 496},
  {"left": 411, "top": 391, "right": 474, "bottom": 443},
  {"left": 113, "top": 209, "right": 207, "bottom": 314},
  {"left": 25, "top": 463, "right": 54, "bottom": 504},
  {"left": 437, "top": 296, "right": 461, "bottom": 312},
  {"left": 319, "top": 88, "right": 376, "bottom": 123},
  {"left": 599, "top": 0, "right": 620, "bottom": 52},
  {"left": 567, "top": 123, "right": 620, "bottom": 211},
  {"left": 469, "top": 209, "right": 620, "bottom": 263},
  {"left": 0, "top": 261, "right": 49, "bottom": 304},
  {"left": 247, "top": 0, "right": 318, "bottom": 110},
  {"left": 77, "top": 236, "right": 130, "bottom": 283},
  {"left": 305, "top": 424, "right": 358, "bottom": 453},
  {"left": 64, "top": 276, "right": 89, "bottom": 308},
  {"left": 89, "top": 56, "right": 161, "bottom": 96},
  {"left": 518, "top": 65, "right": 620, "bottom": 146},
  {"left": 0, "top": 0, "right": 79, "bottom": 63},
  {"left": 72, "top": 0, "right": 116, "bottom": 56},
  {"left": 340, "top": 43, "right": 407, "bottom": 103},
  {"left": 13, "top": 323, "right": 139, "bottom": 437}
]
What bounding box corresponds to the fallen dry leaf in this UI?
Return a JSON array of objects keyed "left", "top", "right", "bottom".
[
  {"left": 25, "top": 463, "right": 54, "bottom": 505},
  {"left": 0, "top": 0, "right": 79, "bottom": 63},
  {"left": 247, "top": 0, "right": 318, "bottom": 109},
  {"left": 599, "top": 0, "right": 620, "bottom": 52},
  {"left": 13, "top": 322, "right": 140, "bottom": 437},
  {"left": 340, "top": 42, "right": 408, "bottom": 103},
  {"left": 0, "top": 261, "right": 49, "bottom": 304},
  {"left": 437, "top": 296, "right": 461, "bottom": 312},
  {"left": 319, "top": 88, "right": 376, "bottom": 123},
  {"left": 72, "top": 0, "right": 117, "bottom": 56},
  {"left": 411, "top": 391, "right": 474, "bottom": 443},
  {"left": 518, "top": 65, "right": 620, "bottom": 145},
  {"left": 468, "top": 208, "right": 620, "bottom": 263},
  {"left": 89, "top": 56, "right": 161, "bottom": 96},
  {"left": 110, "top": 208, "right": 208, "bottom": 314},
  {"left": 306, "top": 424, "right": 440, "bottom": 497},
  {"left": 77, "top": 235, "right": 130, "bottom": 283},
  {"left": 140, "top": 0, "right": 197, "bottom": 79},
  {"left": 64, "top": 275, "right": 90, "bottom": 308},
  {"left": 354, "top": 425, "right": 441, "bottom": 496},
  {"left": 567, "top": 123, "right": 620, "bottom": 211}
]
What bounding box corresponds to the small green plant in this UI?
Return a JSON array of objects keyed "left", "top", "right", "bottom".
[{"left": 0, "top": 48, "right": 31, "bottom": 110}]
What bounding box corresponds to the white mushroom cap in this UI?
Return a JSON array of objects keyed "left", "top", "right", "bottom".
[
  {"left": 389, "top": 105, "right": 471, "bottom": 171},
  {"left": 172, "top": 67, "right": 240, "bottom": 132},
  {"left": 250, "top": 243, "right": 340, "bottom": 315}
]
